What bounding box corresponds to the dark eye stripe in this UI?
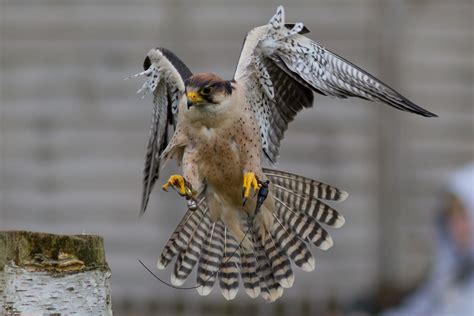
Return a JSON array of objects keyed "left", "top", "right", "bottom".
[{"left": 202, "top": 94, "right": 214, "bottom": 104}]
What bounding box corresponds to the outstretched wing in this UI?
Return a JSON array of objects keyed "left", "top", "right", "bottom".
[
  {"left": 234, "top": 6, "right": 437, "bottom": 163},
  {"left": 130, "top": 47, "right": 192, "bottom": 215}
]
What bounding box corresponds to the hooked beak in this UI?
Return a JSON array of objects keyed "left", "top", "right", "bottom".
[
  {"left": 187, "top": 91, "right": 203, "bottom": 109},
  {"left": 187, "top": 99, "right": 194, "bottom": 109}
]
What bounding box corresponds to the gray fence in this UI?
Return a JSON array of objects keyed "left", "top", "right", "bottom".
[{"left": 0, "top": 0, "right": 472, "bottom": 315}]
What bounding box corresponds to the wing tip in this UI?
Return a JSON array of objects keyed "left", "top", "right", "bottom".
[
  {"left": 276, "top": 5, "right": 284, "bottom": 15},
  {"left": 139, "top": 197, "right": 148, "bottom": 217},
  {"left": 139, "top": 206, "right": 146, "bottom": 217},
  {"left": 418, "top": 109, "right": 438, "bottom": 118},
  {"left": 402, "top": 98, "right": 438, "bottom": 118}
]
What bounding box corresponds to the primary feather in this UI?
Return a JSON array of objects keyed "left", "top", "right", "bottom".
[
  {"left": 137, "top": 48, "right": 192, "bottom": 215},
  {"left": 234, "top": 5, "right": 436, "bottom": 162}
]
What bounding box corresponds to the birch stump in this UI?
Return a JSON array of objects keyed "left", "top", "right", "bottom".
[{"left": 0, "top": 231, "right": 112, "bottom": 315}]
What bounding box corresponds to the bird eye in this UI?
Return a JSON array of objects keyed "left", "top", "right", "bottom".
[{"left": 201, "top": 87, "right": 213, "bottom": 95}]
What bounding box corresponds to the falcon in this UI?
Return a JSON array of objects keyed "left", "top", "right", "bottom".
[{"left": 130, "top": 6, "right": 436, "bottom": 302}]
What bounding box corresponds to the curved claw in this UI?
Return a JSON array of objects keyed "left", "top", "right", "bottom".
[
  {"left": 163, "top": 175, "right": 189, "bottom": 196},
  {"left": 242, "top": 172, "right": 261, "bottom": 204},
  {"left": 163, "top": 175, "right": 198, "bottom": 211}
]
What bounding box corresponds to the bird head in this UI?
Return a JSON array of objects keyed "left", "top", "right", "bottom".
[{"left": 184, "top": 73, "right": 233, "bottom": 110}]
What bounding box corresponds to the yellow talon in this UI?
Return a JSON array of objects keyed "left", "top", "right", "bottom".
[
  {"left": 162, "top": 175, "right": 186, "bottom": 195},
  {"left": 243, "top": 172, "right": 260, "bottom": 199}
]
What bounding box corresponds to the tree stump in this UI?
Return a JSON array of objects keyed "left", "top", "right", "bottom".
[{"left": 0, "top": 231, "right": 112, "bottom": 315}]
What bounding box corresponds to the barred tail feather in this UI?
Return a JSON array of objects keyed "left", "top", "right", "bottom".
[
  {"left": 252, "top": 219, "right": 283, "bottom": 302},
  {"left": 273, "top": 184, "right": 345, "bottom": 228},
  {"left": 263, "top": 168, "right": 349, "bottom": 202},
  {"left": 263, "top": 167, "right": 347, "bottom": 270},
  {"left": 274, "top": 195, "right": 333, "bottom": 250},
  {"left": 239, "top": 220, "right": 261, "bottom": 298},
  {"left": 272, "top": 214, "right": 315, "bottom": 271},
  {"left": 263, "top": 227, "right": 294, "bottom": 288},
  {"left": 171, "top": 205, "right": 209, "bottom": 286},
  {"left": 218, "top": 227, "right": 241, "bottom": 300},
  {"left": 157, "top": 198, "right": 205, "bottom": 270},
  {"left": 196, "top": 220, "right": 225, "bottom": 296}
]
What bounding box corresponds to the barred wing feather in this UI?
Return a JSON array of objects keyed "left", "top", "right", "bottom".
[
  {"left": 234, "top": 6, "right": 437, "bottom": 163},
  {"left": 130, "top": 47, "right": 192, "bottom": 215}
]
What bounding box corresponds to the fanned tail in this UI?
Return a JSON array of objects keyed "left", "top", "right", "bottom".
[{"left": 155, "top": 168, "right": 347, "bottom": 302}]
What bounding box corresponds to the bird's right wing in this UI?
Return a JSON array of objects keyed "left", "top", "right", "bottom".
[{"left": 129, "top": 47, "right": 192, "bottom": 215}]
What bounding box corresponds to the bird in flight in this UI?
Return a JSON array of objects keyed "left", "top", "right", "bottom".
[{"left": 130, "top": 6, "right": 436, "bottom": 302}]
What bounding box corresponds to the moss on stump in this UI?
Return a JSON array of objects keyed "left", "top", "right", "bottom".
[{"left": 0, "top": 230, "right": 108, "bottom": 272}]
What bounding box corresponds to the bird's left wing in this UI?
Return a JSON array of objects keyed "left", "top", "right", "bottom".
[
  {"left": 129, "top": 47, "right": 192, "bottom": 215},
  {"left": 234, "top": 6, "right": 437, "bottom": 163}
]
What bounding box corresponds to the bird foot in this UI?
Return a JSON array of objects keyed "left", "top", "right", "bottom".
[{"left": 162, "top": 175, "right": 195, "bottom": 199}]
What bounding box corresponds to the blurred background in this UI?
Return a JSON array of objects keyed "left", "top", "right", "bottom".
[{"left": 0, "top": 0, "right": 472, "bottom": 315}]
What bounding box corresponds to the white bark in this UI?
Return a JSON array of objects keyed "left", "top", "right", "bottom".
[{"left": 1, "top": 263, "right": 112, "bottom": 315}]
